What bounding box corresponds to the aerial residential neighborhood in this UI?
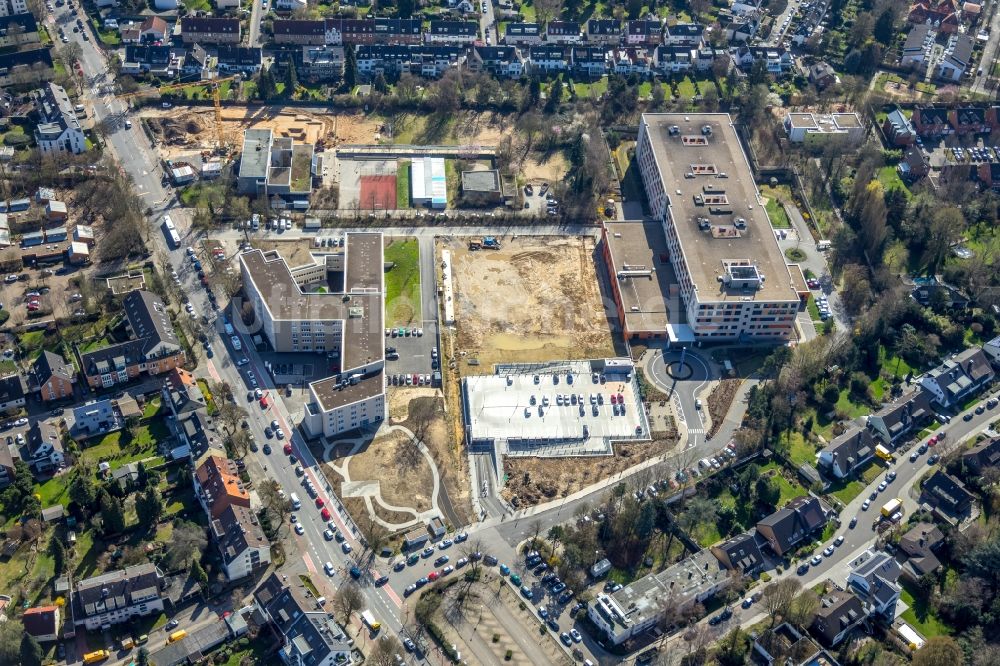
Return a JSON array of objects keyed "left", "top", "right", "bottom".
[{"left": 1, "top": 0, "right": 1000, "bottom": 664}]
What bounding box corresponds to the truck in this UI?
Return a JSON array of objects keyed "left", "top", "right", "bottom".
[
  {"left": 83, "top": 650, "right": 110, "bottom": 664},
  {"left": 875, "top": 444, "right": 894, "bottom": 462},
  {"left": 881, "top": 498, "right": 903, "bottom": 519},
  {"left": 361, "top": 610, "right": 381, "bottom": 633},
  {"left": 482, "top": 236, "right": 501, "bottom": 249},
  {"left": 468, "top": 240, "right": 481, "bottom": 251},
  {"left": 167, "top": 629, "right": 188, "bottom": 644}
]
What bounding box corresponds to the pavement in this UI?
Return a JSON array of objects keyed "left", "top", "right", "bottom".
[{"left": 971, "top": 2, "right": 1000, "bottom": 97}]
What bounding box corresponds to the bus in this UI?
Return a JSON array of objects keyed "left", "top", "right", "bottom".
[
  {"left": 83, "top": 650, "right": 110, "bottom": 664},
  {"left": 162, "top": 215, "right": 181, "bottom": 248}
]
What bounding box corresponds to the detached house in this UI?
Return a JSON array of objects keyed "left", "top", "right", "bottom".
[
  {"left": 425, "top": 20, "right": 478, "bottom": 44},
  {"left": 27, "top": 418, "right": 63, "bottom": 473},
  {"left": 921, "top": 470, "right": 975, "bottom": 522},
  {"left": 216, "top": 46, "right": 263, "bottom": 74},
  {"left": 30, "top": 351, "right": 75, "bottom": 402},
  {"left": 546, "top": 21, "right": 582, "bottom": 44},
  {"left": 756, "top": 496, "right": 828, "bottom": 556},
  {"left": 811, "top": 589, "right": 864, "bottom": 647},
  {"left": 80, "top": 290, "right": 185, "bottom": 390},
  {"left": 962, "top": 436, "right": 1000, "bottom": 473},
  {"left": 865, "top": 389, "right": 934, "bottom": 445},
  {"left": 162, "top": 368, "right": 210, "bottom": 457},
  {"left": 180, "top": 17, "right": 241, "bottom": 44},
  {"left": 609, "top": 48, "right": 651, "bottom": 77},
  {"left": 654, "top": 45, "right": 694, "bottom": 74},
  {"left": 626, "top": 19, "right": 662, "bottom": 46},
  {"left": 586, "top": 19, "right": 621, "bottom": 45},
  {"left": 22, "top": 606, "right": 61, "bottom": 643},
  {"left": 919, "top": 347, "right": 994, "bottom": 409},
  {"left": 72, "top": 563, "right": 165, "bottom": 631},
  {"left": 846, "top": 549, "right": 902, "bottom": 620},
  {"left": 898, "top": 522, "right": 945, "bottom": 581},
  {"left": 818, "top": 427, "right": 875, "bottom": 479}
]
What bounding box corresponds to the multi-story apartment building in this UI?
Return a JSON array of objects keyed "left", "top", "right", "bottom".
[
  {"left": 424, "top": 20, "right": 478, "bottom": 44},
  {"left": 254, "top": 574, "right": 353, "bottom": 665},
  {"left": 604, "top": 114, "right": 800, "bottom": 342},
  {"left": 33, "top": 83, "right": 85, "bottom": 155},
  {"left": 239, "top": 232, "right": 385, "bottom": 438},
  {"left": 354, "top": 44, "right": 465, "bottom": 80},
  {"left": 0, "top": 48, "right": 53, "bottom": 86},
  {"left": 468, "top": 45, "right": 525, "bottom": 78},
  {"left": 586, "top": 19, "right": 621, "bottom": 45},
  {"left": 0, "top": 0, "right": 28, "bottom": 17},
  {"left": 298, "top": 44, "right": 345, "bottom": 81},
  {"left": 72, "top": 564, "right": 165, "bottom": 631},
  {"left": 0, "top": 12, "right": 38, "bottom": 47},
  {"left": 78, "top": 290, "right": 185, "bottom": 389}
]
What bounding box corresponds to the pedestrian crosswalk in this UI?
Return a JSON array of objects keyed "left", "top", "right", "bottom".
[{"left": 688, "top": 428, "right": 705, "bottom": 435}]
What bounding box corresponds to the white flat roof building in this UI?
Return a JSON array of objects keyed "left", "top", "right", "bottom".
[
  {"left": 411, "top": 156, "right": 447, "bottom": 209},
  {"left": 462, "top": 359, "right": 650, "bottom": 457}
]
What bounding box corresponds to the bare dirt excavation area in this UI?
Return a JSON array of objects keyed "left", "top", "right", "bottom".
[{"left": 447, "top": 236, "right": 616, "bottom": 368}]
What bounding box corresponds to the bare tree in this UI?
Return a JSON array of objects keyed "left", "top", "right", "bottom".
[
  {"left": 333, "top": 583, "right": 365, "bottom": 626},
  {"left": 368, "top": 636, "right": 403, "bottom": 666},
  {"left": 259, "top": 480, "right": 290, "bottom": 528},
  {"left": 762, "top": 578, "right": 802, "bottom": 627}
]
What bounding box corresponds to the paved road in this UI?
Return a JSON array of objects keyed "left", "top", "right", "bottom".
[
  {"left": 972, "top": 2, "right": 1000, "bottom": 96},
  {"left": 248, "top": 0, "right": 263, "bottom": 47},
  {"left": 479, "top": 0, "right": 496, "bottom": 45},
  {"left": 645, "top": 348, "right": 711, "bottom": 447}
]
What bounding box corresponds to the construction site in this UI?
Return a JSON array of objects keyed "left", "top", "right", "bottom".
[{"left": 443, "top": 235, "right": 618, "bottom": 369}]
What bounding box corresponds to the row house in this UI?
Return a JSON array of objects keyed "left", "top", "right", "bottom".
[
  {"left": 726, "top": 12, "right": 761, "bottom": 43},
  {"left": 609, "top": 47, "right": 652, "bottom": 77},
  {"left": 654, "top": 45, "right": 694, "bottom": 73},
  {"left": 180, "top": 17, "right": 240, "bottom": 44},
  {"left": 528, "top": 44, "right": 570, "bottom": 73},
  {"left": 120, "top": 45, "right": 181, "bottom": 76},
  {"left": 901, "top": 24, "right": 936, "bottom": 68},
  {"left": 950, "top": 106, "right": 989, "bottom": 134},
  {"left": 546, "top": 20, "right": 582, "bottom": 44},
  {"left": 936, "top": 34, "right": 974, "bottom": 82},
  {"left": 882, "top": 108, "right": 917, "bottom": 146},
  {"left": 216, "top": 46, "right": 263, "bottom": 74},
  {"left": 573, "top": 46, "right": 608, "bottom": 78},
  {"left": 977, "top": 160, "right": 1000, "bottom": 190},
  {"left": 586, "top": 18, "right": 621, "bottom": 45},
  {"left": 271, "top": 19, "right": 325, "bottom": 45},
  {"left": 626, "top": 19, "right": 662, "bottom": 46},
  {"left": 468, "top": 45, "right": 524, "bottom": 78},
  {"left": 72, "top": 564, "right": 165, "bottom": 631},
  {"left": 664, "top": 22, "right": 703, "bottom": 48},
  {"left": 912, "top": 105, "right": 951, "bottom": 136},
  {"left": 0, "top": 48, "right": 53, "bottom": 87},
  {"left": 182, "top": 44, "right": 210, "bottom": 79},
  {"left": 504, "top": 22, "right": 542, "bottom": 45},
  {"left": 425, "top": 20, "right": 478, "bottom": 44},
  {"left": 907, "top": 0, "right": 960, "bottom": 33},
  {"left": 732, "top": 46, "right": 793, "bottom": 75},
  {"left": 355, "top": 44, "right": 466, "bottom": 79}
]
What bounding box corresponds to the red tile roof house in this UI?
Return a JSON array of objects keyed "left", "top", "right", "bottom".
[
  {"left": 907, "top": 0, "right": 961, "bottom": 33},
  {"left": 22, "top": 606, "right": 61, "bottom": 642},
  {"left": 911, "top": 106, "right": 952, "bottom": 137}
]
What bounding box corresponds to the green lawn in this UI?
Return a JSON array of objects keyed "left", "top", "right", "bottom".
[
  {"left": 807, "top": 296, "right": 823, "bottom": 323},
  {"left": 829, "top": 478, "right": 865, "bottom": 505},
  {"left": 676, "top": 77, "right": 698, "bottom": 98},
  {"left": 878, "top": 165, "right": 909, "bottom": 196},
  {"left": 397, "top": 160, "right": 411, "bottom": 209},
  {"left": 835, "top": 389, "right": 871, "bottom": 419},
  {"left": 183, "top": 0, "right": 212, "bottom": 12},
  {"left": 761, "top": 462, "right": 806, "bottom": 506},
  {"left": 900, "top": 582, "right": 953, "bottom": 637},
  {"left": 198, "top": 379, "right": 217, "bottom": 416},
  {"left": 573, "top": 78, "right": 608, "bottom": 99},
  {"left": 765, "top": 197, "right": 791, "bottom": 228},
  {"left": 36, "top": 475, "right": 70, "bottom": 508},
  {"left": 786, "top": 432, "right": 817, "bottom": 467},
  {"left": 384, "top": 239, "right": 421, "bottom": 327}
]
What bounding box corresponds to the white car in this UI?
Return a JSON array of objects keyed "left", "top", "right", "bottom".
[
  {"left": 231, "top": 335, "right": 243, "bottom": 351},
  {"left": 4, "top": 274, "right": 18, "bottom": 283},
  {"left": 275, "top": 428, "right": 285, "bottom": 439},
  {"left": 294, "top": 522, "right": 304, "bottom": 535},
  {"left": 324, "top": 561, "right": 335, "bottom": 576},
  {"left": 13, "top": 417, "right": 27, "bottom": 427}
]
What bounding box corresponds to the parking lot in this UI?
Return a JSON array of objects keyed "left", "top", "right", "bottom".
[
  {"left": 384, "top": 325, "right": 439, "bottom": 387},
  {"left": 521, "top": 182, "right": 560, "bottom": 217}
]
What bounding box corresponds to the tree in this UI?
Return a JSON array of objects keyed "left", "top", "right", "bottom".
[
  {"left": 913, "top": 637, "right": 964, "bottom": 666},
  {"left": 0, "top": 620, "right": 18, "bottom": 664},
  {"left": 68, "top": 469, "right": 97, "bottom": 512},
  {"left": 373, "top": 72, "right": 389, "bottom": 94},
  {"left": 533, "top": 0, "right": 563, "bottom": 24},
  {"left": 20, "top": 634, "right": 42, "bottom": 666},
  {"left": 344, "top": 44, "right": 357, "bottom": 90},
  {"left": 50, "top": 536, "right": 66, "bottom": 575},
  {"left": 762, "top": 578, "right": 802, "bottom": 626},
  {"left": 873, "top": 8, "right": 895, "bottom": 44},
  {"left": 369, "top": 636, "right": 403, "bottom": 666},
  {"left": 136, "top": 647, "right": 149, "bottom": 666},
  {"left": 260, "top": 479, "right": 291, "bottom": 527},
  {"left": 135, "top": 488, "right": 164, "bottom": 529},
  {"left": 786, "top": 591, "right": 820, "bottom": 628},
  {"left": 396, "top": 0, "right": 414, "bottom": 17},
  {"left": 545, "top": 77, "right": 563, "bottom": 113},
  {"left": 257, "top": 68, "right": 277, "bottom": 100},
  {"left": 651, "top": 81, "right": 666, "bottom": 109},
  {"left": 284, "top": 58, "right": 299, "bottom": 97},
  {"left": 923, "top": 206, "right": 965, "bottom": 272},
  {"left": 100, "top": 493, "right": 126, "bottom": 535},
  {"left": 190, "top": 557, "right": 209, "bottom": 592},
  {"left": 754, "top": 475, "right": 781, "bottom": 509},
  {"left": 164, "top": 521, "right": 208, "bottom": 571},
  {"left": 715, "top": 628, "right": 749, "bottom": 666},
  {"left": 333, "top": 583, "right": 364, "bottom": 626}
]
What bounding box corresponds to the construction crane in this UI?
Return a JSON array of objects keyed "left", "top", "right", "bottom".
[{"left": 112, "top": 75, "right": 242, "bottom": 153}]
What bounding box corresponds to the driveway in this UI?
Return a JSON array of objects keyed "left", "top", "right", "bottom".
[{"left": 642, "top": 347, "right": 713, "bottom": 447}]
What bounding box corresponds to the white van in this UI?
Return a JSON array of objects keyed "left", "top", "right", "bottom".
[
  {"left": 817, "top": 240, "right": 831, "bottom": 251},
  {"left": 290, "top": 493, "right": 301, "bottom": 509}
]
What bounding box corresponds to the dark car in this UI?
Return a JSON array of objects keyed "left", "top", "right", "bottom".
[
  {"left": 349, "top": 566, "right": 361, "bottom": 579},
  {"left": 434, "top": 555, "right": 449, "bottom": 566},
  {"left": 797, "top": 563, "right": 810, "bottom": 575},
  {"left": 375, "top": 575, "right": 389, "bottom": 586},
  {"left": 546, "top": 619, "right": 560, "bottom": 632},
  {"left": 262, "top": 444, "right": 271, "bottom": 455},
  {"left": 484, "top": 554, "right": 498, "bottom": 566}
]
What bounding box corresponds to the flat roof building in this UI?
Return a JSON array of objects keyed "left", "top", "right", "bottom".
[
  {"left": 237, "top": 128, "right": 314, "bottom": 204},
  {"left": 239, "top": 233, "right": 385, "bottom": 438},
  {"left": 588, "top": 549, "right": 729, "bottom": 645},
  {"left": 612, "top": 113, "right": 800, "bottom": 342},
  {"left": 783, "top": 112, "right": 865, "bottom": 145},
  {"left": 412, "top": 156, "right": 447, "bottom": 209}
]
